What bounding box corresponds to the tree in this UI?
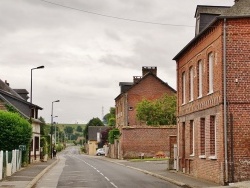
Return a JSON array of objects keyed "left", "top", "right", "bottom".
[
  {"left": 136, "top": 94, "right": 177, "bottom": 126},
  {"left": 76, "top": 125, "right": 83, "bottom": 132},
  {"left": 0, "top": 111, "right": 32, "bottom": 151},
  {"left": 84, "top": 117, "right": 104, "bottom": 141},
  {"left": 103, "top": 107, "right": 116, "bottom": 126},
  {"left": 64, "top": 126, "right": 74, "bottom": 134}
]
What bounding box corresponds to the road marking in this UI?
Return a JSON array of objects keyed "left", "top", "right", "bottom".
[{"left": 69, "top": 155, "right": 118, "bottom": 188}]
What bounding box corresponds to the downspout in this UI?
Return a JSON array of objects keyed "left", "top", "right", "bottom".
[{"left": 223, "top": 18, "right": 229, "bottom": 184}]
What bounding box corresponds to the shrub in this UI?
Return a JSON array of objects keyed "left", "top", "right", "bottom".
[{"left": 108, "top": 129, "right": 120, "bottom": 144}]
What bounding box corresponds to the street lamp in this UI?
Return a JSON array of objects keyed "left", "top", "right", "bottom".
[
  {"left": 30, "top": 65, "right": 45, "bottom": 104},
  {"left": 51, "top": 100, "right": 60, "bottom": 158}
]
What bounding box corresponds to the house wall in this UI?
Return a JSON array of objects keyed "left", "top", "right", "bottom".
[
  {"left": 225, "top": 18, "right": 250, "bottom": 182},
  {"left": 120, "top": 126, "right": 176, "bottom": 159},
  {"left": 127, "top": 75, "right": 176, "bottom": 126},
  {"left": 176, "top": 18, "right": 250, "bottom": 184},
  {"left": 88, "top": 140, "right": 98, "bottom": 155}
]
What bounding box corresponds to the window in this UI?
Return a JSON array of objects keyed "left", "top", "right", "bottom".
[
  {"left": 198, "top": 60, "right": 203, "bottom": 98},
  {"left": 189, "top": 67, "right": 194, "bottom": 101},
  {"left": 208, "top": 53, "right": 214, "bottom": 94},
  {"left": 210, "top": 116, "right": 216, "bottom": 157},
  {"left": 200, "top": 118, "right": 205, "bottom": 157},
  {"left": 190, "top": 120, "right": 194, "bottom": 156},
  {"left": 182, "top": 72, "right": 186, "bottom": 104}
]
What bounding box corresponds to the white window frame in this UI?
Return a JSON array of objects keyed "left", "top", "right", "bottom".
[
  {"left": 198, "top": 60, "right": 203, "bottom": 98},
  {"left": 182, "top": 72, "right": 186, "bottom": 105},
  {"left": 208, "top": 53, "right": 214, "bottom": 94},
  {"left": 189, "top": 67, "right": 194, "bottom": 102}
]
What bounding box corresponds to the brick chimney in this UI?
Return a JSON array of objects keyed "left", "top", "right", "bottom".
[
  {"left": 133, "top": 76, "right": 142, "bottom": 83},
  {"left": 142, "top": 66, "right": 157, "bottom": 76}
]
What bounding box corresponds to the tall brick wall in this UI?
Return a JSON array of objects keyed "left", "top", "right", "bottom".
[
  {"left": 226, "top": 18, "right": 250, "bottom": 182},
  {"left": 120, "top": 126, "right": 177, "bottom": 159}
]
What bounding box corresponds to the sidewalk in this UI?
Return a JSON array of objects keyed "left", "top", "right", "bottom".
[
  {"left": 0, "top": 158, "right": 58, "bottom": 188},
  {"left": 100, "top": 157, "right": 250, "bottom": 188},
  {"left": 0, "top": 155, "right": 249, "bottom": 188}
]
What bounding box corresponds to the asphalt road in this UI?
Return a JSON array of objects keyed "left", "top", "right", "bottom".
[{"left": 35, "top": 146, "right": 180, "bottom": 188}]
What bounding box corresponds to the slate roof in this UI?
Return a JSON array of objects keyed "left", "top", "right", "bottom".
[
  {"left": 0, "top": 79, "right": 42, "bottom": 119},
  {"left": 195, "top": 5, "right": 230, "bottom": 18},
  {"left": 88, "top": 126, "right": 110, "bottom": 141}
]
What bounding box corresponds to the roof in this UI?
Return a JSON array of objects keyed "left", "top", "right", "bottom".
[
  {"left": 0, "top": 79, "right": 42, "bottom": 119},
  {"left": 115, "top": 72, "right": 176, "bottom": 100},
  {"left": 88, "top": 126, "right": 110, "bottom": 141},
  {"left": 195, "top": 5, "right": 230, "bottom": 18},
  {"left": 174, "top": 0, "right": 250, "bottom": 60},
  {"left": 222, "top": 0, "right": 250, "bottom": 16}
]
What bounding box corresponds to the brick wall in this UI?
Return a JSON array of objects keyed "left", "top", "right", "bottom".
[
  {"left": 175, "top": 17, "right": 250, "bottom": 184},
  {"left": 120, "top": 126, "right": 177, "bottom": 159}
]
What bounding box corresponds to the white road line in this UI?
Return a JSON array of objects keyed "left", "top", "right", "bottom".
[{"left": 69, "top": 155, "right": 118, "bottom": 188}]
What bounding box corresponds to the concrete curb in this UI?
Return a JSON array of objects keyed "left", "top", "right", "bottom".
[
  {"left": 25, "top": 158, "right": 60, "bottom": 188},
  {"left": 103, "top": 158, "right": 189, "bottom": 188}
]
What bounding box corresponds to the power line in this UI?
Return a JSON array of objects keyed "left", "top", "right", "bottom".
[{"left": 38, "top": 0, "right": 194, "bottom": 27}]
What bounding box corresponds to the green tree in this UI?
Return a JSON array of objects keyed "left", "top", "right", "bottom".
[
  {"left": 103, "top": 107, "right": 116, "bottom": 126},
  {"left": 76, "top": 125, "right": 83, "bottom": 132},
  {"left": 84, "top": 117, "right": 104, "bottom": 141},
  {"left": 0, "top": 111, "right": 32, "bottom": 151},
  {"left": 136, "top": 94, "right": 177, "bottom": 126},
  {"left": 64, "top": 126, "right": 74, "bottom": 134}
]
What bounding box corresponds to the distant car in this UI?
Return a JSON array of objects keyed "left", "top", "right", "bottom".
[{"left": 96, "top": 148, "right": 105, "bottom": 156}]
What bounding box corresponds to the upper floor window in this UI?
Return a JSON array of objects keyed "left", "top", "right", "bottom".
[
  {"left": 200, "top": 118, "right": 205, "bottom": 157},
  {"left": 182, "top": 72, "right": 186, "bottom": 104},
  {"left": 197, "top": 60, "right": 203, "bottom": 98},
  {"left": 189, "top": 67, "right": 194, "bottom": 101},
  {"left": 208, "top": 53, "right": 214, "bottom": 94}
]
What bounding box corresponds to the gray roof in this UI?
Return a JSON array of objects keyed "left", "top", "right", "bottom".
[
  {"left": 222, "top": 0, "right": 250, "bottom": 16},
  {"left": 0, "top": 79, "right": 42, "bottom": 119},
  {"left": 195, "top": 5, "right": 230, "bottom": 18},
  {"left": 88, "top": 126, "right": 110, "bottom": 141}
]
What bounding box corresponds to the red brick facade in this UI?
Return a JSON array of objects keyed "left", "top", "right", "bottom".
[
  {"left": 115, "top": 67, "right": 177, "bottom": 159},
  {"left": 174, "top": 15, "right": 250, "bottom": 185}
]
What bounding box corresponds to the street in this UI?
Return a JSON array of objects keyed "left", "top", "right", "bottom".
[{"left": 35, "top": 146, "right": 180, "bottom": 188}]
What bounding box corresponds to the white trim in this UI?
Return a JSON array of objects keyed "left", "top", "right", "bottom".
[
  {"left": 198, "top": 60, "right": 203, "bottom": 98},
  {"left": 208, "top": 53, "right": 214, "bottom": 94},
  {"left": 209, "top": 156, "right": 217, "bottom": 160},
  {"left": 199, "top": 155, "right": 206, "bottom": 159},
  {"left": 190, "top": 67, "right": 194, "bottom": 101},
  {"left": 182, "top": 72, "right": 186, "bottom": 104}
]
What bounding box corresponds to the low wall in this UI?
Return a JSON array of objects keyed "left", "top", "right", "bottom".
[{"left": 120, "top": 126, "right": 177, "bottom": 159}]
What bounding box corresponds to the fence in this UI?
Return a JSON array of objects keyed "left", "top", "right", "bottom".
[{"left": 0, "top": 150, "right": 22, "bottom": 180}]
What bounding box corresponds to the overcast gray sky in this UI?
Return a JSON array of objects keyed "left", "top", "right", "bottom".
[{"left": 0, "top": 0, "right": 234, "bottom": 124}]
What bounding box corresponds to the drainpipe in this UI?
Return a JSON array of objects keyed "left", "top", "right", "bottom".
[{"left": 223, "top": 18, "right": 229, "bottom": 184}]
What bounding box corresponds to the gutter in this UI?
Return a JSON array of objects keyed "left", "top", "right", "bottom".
[{"left": 223, "top": 18, "right": 229, "bottom": 184}]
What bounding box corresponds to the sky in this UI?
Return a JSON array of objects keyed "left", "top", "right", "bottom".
[{"left": 0, "top": 0, "right": 234, "bottom": 124}]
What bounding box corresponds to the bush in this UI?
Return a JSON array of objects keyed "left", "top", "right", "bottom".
[
  {"left": 108, "top": 129, "right": 120, "bottom": 144},
  {"left": 0, "top": 111, "right": 32, "bottom": 151}
]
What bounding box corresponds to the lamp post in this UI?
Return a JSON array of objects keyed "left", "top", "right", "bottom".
[
  {"left": 51, "top": 100, "right": 60, "bottom": 158},
  {"left": 30, "top": 66, "right": 45, "bottom": 104}
]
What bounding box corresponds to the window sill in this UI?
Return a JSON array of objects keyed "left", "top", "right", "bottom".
[
  {"left": 190, "top": 154, "right": 195, "bottom": 157},
  {"left": 199, "top": 155, "right": 206, "bottom": 159},
  {"left": 207, "top": 91, "right": 214, "bottom": 95},
  {"left": 197, "top": 95, "right": 202, "bottom": 99},
  {"left": 209, "top": 156, "right": 217, "bottom": 160}
]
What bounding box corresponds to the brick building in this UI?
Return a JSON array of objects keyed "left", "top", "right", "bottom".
[
  {"left": 173, "top": 0, "right": 250, "bottom": 184},
  {"left": 115, "top": 66, "right": 176, "bottom": 159}
]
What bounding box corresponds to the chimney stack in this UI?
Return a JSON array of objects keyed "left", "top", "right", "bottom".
[
  {"left": 142, "top": 66, "right": 157, "bottom": 76},
  {"left": 5, "top": 80, "right": 9, "bottom": 86}
]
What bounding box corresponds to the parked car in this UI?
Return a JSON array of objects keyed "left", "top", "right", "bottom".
[{"left": 96, "top": 148, "right": 105, "bottom": 156}]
